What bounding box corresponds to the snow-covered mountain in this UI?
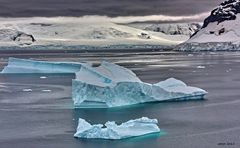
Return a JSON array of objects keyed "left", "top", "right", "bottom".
[
  {"left": 0, "top": 17, "right": 189, "bottom": 50},
  {"left": 176, "top": 0, "right": 240, "bottom": 51},
  {"left": 128, "top": 23, "right": 202, "bottom": 36}
]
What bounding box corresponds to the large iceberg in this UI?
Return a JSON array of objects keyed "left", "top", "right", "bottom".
[
  {"left": 73, "top": 61, "right": 207, "bottom": 107},
  {"left": 74, "top": 117, "right": 160, "bottom": 140},
  {"left": 1, "top": 58, "right": 207, "bottom": 108}
]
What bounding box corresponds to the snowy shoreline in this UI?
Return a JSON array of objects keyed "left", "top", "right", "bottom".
[
  {"left": 175, "top": 42, "right": 240, "bottom": 51},
  {"left": 0, "top": 44, "right": 174, "bottom": 51}
]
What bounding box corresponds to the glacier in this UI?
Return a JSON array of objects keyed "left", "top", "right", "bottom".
[
  {"left": 74, "top": 117, "right": 160, "bottom": 140},
  {"left": 0, "top": 17, "right": 183, "bottom": 49},
  {"left": 1, "top": 58, "right": 207, "bottom": 108}
]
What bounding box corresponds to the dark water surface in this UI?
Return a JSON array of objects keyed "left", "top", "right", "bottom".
[{"left": 0, "top": 50, "right": 240, "bottom": 148}]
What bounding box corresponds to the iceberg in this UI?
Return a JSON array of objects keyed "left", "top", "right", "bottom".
[
  {"left": 1, "top": 57, "right": 82, "bottom": 73},
  {"left": 1, "top": 58, "right": 207, "bottom": 108},
  {"left": 73, "top": 61, "right": 207, "bottom": 107},
  {"left": 74, "top": 117, "right": 160, "bottom": 140}
]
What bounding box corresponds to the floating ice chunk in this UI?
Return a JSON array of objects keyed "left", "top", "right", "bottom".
[
  {"left": 1, "top": 57, "right": 82, "bottom": 73},
  {"left": 74, "top": 117, "right": 160, "bottom": 140},
  {"left": 42, "top": 89, "right": 52, "bottom": 92},
  {"left": 22, "top": 89, "right": 32, "bottom": 92},
  {"left": 197, "top": 65, "right": 205, "bottom": 69},
  {"left": 73, "top": 62, "right": 207, "bottom": 108}
]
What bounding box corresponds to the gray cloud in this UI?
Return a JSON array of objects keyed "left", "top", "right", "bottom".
[{"left": 0, "top": 0, "right": 223, "bottom": 17}]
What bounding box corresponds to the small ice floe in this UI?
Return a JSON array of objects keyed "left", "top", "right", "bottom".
[
  {"left": 42, "top": 89, "right": 52, "bottom": 92},
  {"left": 22, "top": 89, "right": 32, "bottom": 92},
  {"left": 0, "top": 85, "right": 7, "bottom": 88},
  {"left": 197, "top": 65, "right": 205, "bottom": 69},
  {"left": 226, "top": 68, "right": 232, "bottom": 73},
  {"left": 40, "top": 76, "right": 47, "bottom": 79},
  {"left": 74, "top": 117, "right": 160, "bottom": 140}
]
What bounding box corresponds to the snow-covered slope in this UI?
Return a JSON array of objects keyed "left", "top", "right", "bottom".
[
  {"left": 176, "top": 0, "right": 240, "bottom": 51},
  {"left": 128, "top": 23, "right": 201, "bottom": 36},
  {"left": 0, "top": 17, "right": 188, "bottom": 50}
]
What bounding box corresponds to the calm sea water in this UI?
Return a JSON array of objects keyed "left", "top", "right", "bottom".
[{"left": 0, "top": 50, "right": 240, "bottom": 148}]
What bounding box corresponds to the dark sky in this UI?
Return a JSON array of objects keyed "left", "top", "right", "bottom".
[{"left": 0, "top": 0, "right": 223, "bottom": 17}]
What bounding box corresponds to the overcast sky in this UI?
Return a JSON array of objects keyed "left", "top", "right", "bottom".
[{"left": 0, "top": 0, "right": 223, "bottom": 17}]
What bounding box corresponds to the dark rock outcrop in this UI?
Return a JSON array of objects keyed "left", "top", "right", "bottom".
[
  {"left": 202, "top": 0, "right": 240, "bottom": 28},
  {"left": 0, "top": 29, "right": 36, "bottom": 46},
  {"left": 12, "top": 32, "right": 36, "bottom": 46}
]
